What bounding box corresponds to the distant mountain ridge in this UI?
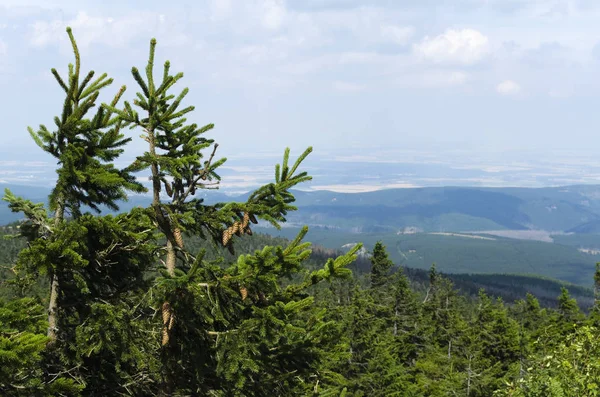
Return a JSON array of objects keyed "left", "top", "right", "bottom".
[
  {"left": 5, "top": 182, "right": 600, "bottom": 286},
  {"left": 286, "top": 185, "right": 600, "bottom": 233},
  {"left": 4, "top": 183, "right": 600, "bottom": 234}
]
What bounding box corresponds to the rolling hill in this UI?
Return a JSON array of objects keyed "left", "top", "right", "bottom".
[
  {"left": 256, "top": 226, "right": 600, "bottom": 286},
  {"left": 5, "top": 183, "right": 600, "bottom": 233},
  {"left": 4, "top": 182, "right": 600, "bottom": 286}
]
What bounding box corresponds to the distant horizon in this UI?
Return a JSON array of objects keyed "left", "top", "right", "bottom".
[{"left": 3, "top": 179, "right": 600, "bottom": 196}]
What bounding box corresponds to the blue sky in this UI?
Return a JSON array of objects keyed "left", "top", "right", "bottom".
[{"left": 1, "top": 0, "right": 600, "bottom": 192}]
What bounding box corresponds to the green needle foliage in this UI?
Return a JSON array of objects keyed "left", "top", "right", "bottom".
[
  {"left": 3, "top": 27, "right": 147, "bottom": 348},
  {"left": 103, "top": 37, "right": 362, "bottom": 395},
  {"left": 26, "top": 27, "right": 145, "bottom": 218}
]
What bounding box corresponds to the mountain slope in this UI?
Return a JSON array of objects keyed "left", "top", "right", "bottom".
[{"left": 5, "top": 183, "right": 600, "bottom": 232}]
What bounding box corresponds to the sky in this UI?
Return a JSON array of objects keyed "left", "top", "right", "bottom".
[{"left": 1, "top": 0, "right": 600, "bottom": 192}]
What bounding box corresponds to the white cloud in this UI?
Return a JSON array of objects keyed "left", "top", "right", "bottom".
[
  {"left": 0, "top": 39, "right": 6, "bottom": 55},
  {"left": 261, "top": 0, "right": 286, "bottom": 30},
  {"left": 307, "top": 183, "right": 418, "bottom": 193},
  {"left": 380, "top": 25, "right": 414, "bottom": 45},
  {"left": 398, "top": 70, "right": 468, "bottom": 87},
  {"left": 414, "top": 28, "right": 490, "bottom": 64},
  {"left": 209, "top": 0, "right": 233, "bottom": 20},
  {"left": 496, "top": 79, "right": 521, "bottom": 95},
  {"left": 29, "top": 11, "right": 186, "bottom": 49},
  {"left": 332, "top": 80, "right": 366, "bottom": 92}
]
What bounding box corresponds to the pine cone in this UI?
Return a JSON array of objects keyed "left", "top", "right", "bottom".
[
  {"left": 240, "top": 286, "right": 248, "bottom": 301},
  {"left": 162, "top": 302, "right": 171, "bottom": 325},
  {"left": 162, "top": 327, "right": 170, "bottom": 345},
  {"left": 249, "top": 213, "right": 258, "bottom": 224},
  {"left": 164, "top": 181, "right": 173, "bottom": 197},
  {"left": 173, "top": 227, "right": 184, "bottom": 248},
  {"left": 168, "top": 312, "right": 176, "bottom": 331},
  {"left": 222, "top": 228, "right": 234, "bottom": 246},
  {"left": 242, "top": 213, "right": 250, "bottom": 229},
  {"left": 234, "top": 221, "right": 243, "bottom": 237},
  {"left": 246, "top": 226, "right": 252, "bottom": 236},
  {"left": 227, "top": 243, "right": 235, "bottom": 255}
]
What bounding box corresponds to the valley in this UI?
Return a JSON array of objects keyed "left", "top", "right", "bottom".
[{"left": 4, "top": 182, "right": 600, "bottom": 286}]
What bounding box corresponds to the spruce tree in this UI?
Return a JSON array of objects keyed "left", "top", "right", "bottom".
[
  {"left": 104, "top": 37, "right": 363, "bottom": 396},
  {"left": 590, "top": 262, "right": 600, "bottom": 326},
  {"left": 3, "top": 27, "right": 144, "bottom": 344},
  {"left": 370, "top": 241, "right": 393, "bottom": 288},
  {"left": 0, "top": 297, "right": 81, "bottom": 395}
]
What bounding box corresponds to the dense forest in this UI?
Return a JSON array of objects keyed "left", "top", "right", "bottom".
[{"left": 2, "top": 28, "right": 600, "bottom": 396}]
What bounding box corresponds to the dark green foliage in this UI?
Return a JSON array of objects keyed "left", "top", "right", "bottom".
[
  {"left": 0, "top": 298, "right": 83, "bottom": 395},
  {"left": 370, "top": 241, "right": 393, "bottom": 288},
  {"left": 27, "top": 28, "right": 144, "bottom": 218},
  {"left": 262, "top": 226, "right": 600, "bottom": 286}
]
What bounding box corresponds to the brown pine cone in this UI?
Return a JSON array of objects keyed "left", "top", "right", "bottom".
[
  {"left": 173, "top": 227, "right": 184, "bottom": 248},
  {"left": 168, "top": 312, "right": 176, "bottom": 331},
  {"left": 162, "top": 302, "right": 171, "bottom": 325},
  {"left": 164, "top": 181, "right": 173, "bottom": 197},
  {"left": 234, "top": 222, "right": 243, "bottom": 237},
  {"left": 222, "top": 228, "right": 234, "bottom": 246},
  {"left": 161, "top": 328, "right": 170, "bottom": 345}
]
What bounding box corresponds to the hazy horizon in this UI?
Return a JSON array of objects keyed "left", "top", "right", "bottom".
[
  {"left": 3, "top": 146, "right": 600, "bottom": 194},
  {"left": 2, "top": 1, "right": 600, "bottom": 193}
]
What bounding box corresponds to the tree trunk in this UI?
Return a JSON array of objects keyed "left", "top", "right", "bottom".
[
  {"left": 466, "top": 354, "right": 472, "bottom": 397},
  {"left": 47, "top": 271, "right": 59, "bottom": 343},
  {"left": 148, "top": 129, "right": 178, "bottom": 396},
  {"left": 47, "top": 198, "right": 65, "bottom": 344}
]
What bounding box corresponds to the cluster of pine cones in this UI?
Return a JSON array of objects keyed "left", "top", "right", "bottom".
[{"left": 221, "top": 212, "right": 258, "bottom": 254}]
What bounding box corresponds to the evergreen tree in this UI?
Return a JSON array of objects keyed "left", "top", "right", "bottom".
[
  {"left": 589, "top": 262, "right": 600, "bottom": 326},
  {"left": 3, "top": 27, "right": 144, "bottom": 344},
  {"left": 496, "top": 326, "right": 600, "bottom": 397},
  {"left": 391, "top": 267, "right": 420, "bottom": 364},
  {"left": 104, "top": 37, "right": 363, "bottom": 396},
  {"left": 0, "top": 297, "right": 82, "bottom": 395},
  {"left": 370, "top": 241, "right": 393, "bottom": 288},
  {"left": 510, "top": 293, "right": 548, "bottom": 381}
]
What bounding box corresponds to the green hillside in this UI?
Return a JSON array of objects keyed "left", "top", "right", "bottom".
[
  {"left": 6, "top": 184, "right": 600, "bottom": 233},
  {"left": 258, "top": 226, "right": 600, "bottom": 286},
  {"left": 551, "top": 233, "right": 600, "bottom": 248},
  {"left": 1, "top": 225, "right": 593, "bottom": 311},
  {"left": 285, "top": 185, "right": 600, "bottom": 233}
]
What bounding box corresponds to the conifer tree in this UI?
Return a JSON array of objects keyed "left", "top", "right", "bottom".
[
  {"left": 370, "top": 241, "right": 393, "bottom": 288},
  {"left": 3, "top": 27, "right": 144, "bottom": 344},
  {"left": 104, "top": 37, "right": 362, "bottom": 396},
  {"left": 391, "top": 267, "right": 420, "bottom": 362},
  {"left": 0, "top": 297, "right": 81, "bottom": 395},
  {"left": 590, "top": 262, "right": 600, "bottom": 325}
]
